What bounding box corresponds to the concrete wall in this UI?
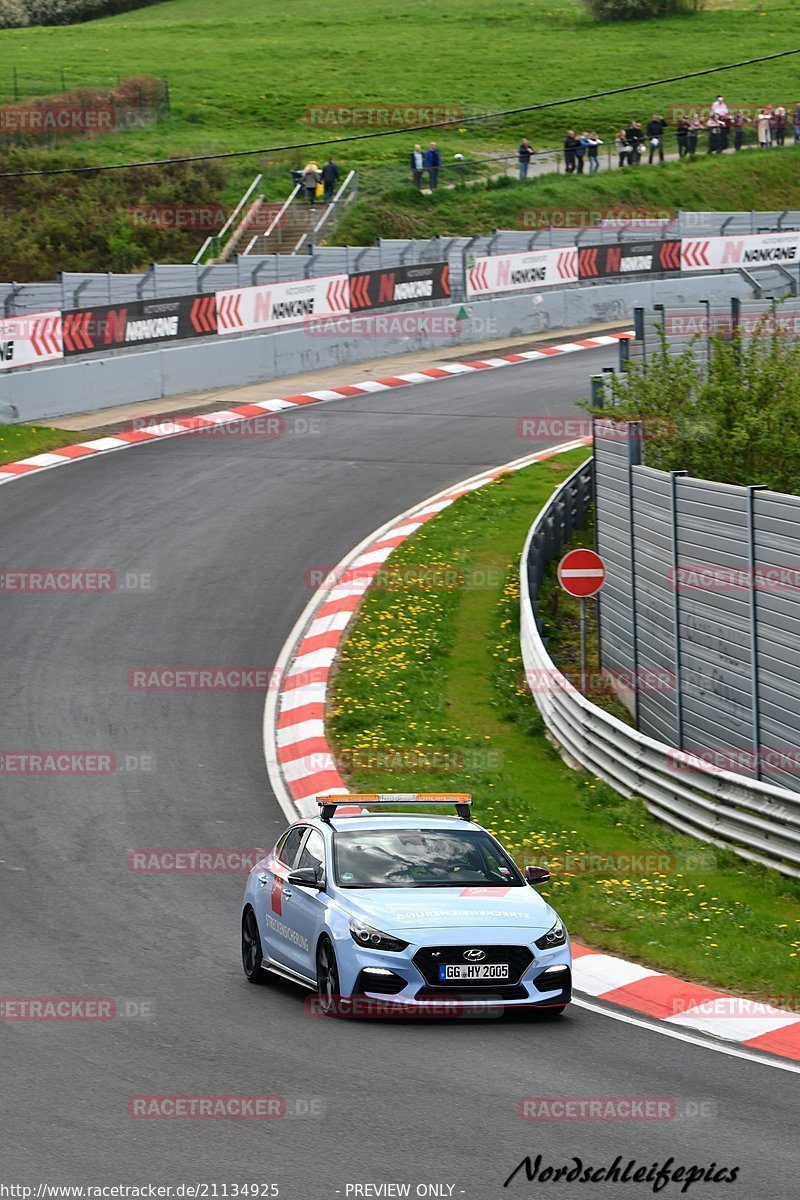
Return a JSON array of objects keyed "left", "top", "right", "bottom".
[{"left": 0, "top": 272, "right": 755, "bottom": 423}]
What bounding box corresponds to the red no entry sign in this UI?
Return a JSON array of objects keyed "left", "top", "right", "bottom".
[{"left": 557, "top": 548, "right": 606, "bottom": 598}]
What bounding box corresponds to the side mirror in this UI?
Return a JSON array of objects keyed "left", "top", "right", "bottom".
[
  {"left": 287, "top": 867, "right": 325, "bottom": 890},
  {"left": 526, "top": 865, "right": 551, "bottom": 886}
]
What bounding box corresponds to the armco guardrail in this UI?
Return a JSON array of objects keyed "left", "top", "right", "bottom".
[
  {"left": 5, "top": 224, "right": 800, "bottom": 376},
  {"left": 520, "top": 459, "right": 800, "bottom": 879}
]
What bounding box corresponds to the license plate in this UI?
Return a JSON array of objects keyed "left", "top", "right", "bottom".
[{"left": 438, "top": 963, "right": 510, "bottom": 981}]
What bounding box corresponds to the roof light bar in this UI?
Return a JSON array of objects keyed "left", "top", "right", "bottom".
[{"left": 316, "top": 793, "right": 472, "bottom": 822}]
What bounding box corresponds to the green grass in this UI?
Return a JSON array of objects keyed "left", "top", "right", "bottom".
[
  {"left": 0, "top": 423, "right": 84, "bottom": 464},
  {"left": 2, "top": 0, "right": 800, "bottom": 192},
  {"left": 3, "top": 0, "right": 800, "bottom": 275},
  {"left": 328, "top": 450, "right": 800, "bottom": 997}
]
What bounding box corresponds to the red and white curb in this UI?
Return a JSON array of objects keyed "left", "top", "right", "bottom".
[
  {"left": 0, "top": 332, "right": 629, "bottom": 487},
  {"left": 263, "top": 443, "right": 800, "bottom": 1068}
]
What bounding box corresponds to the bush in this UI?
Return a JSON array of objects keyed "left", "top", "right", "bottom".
[
  {"left": 584, "top": 0, "right": 701, "bottom": 19},
  {"left": 597, "top": 322, "right": 800, "bottom": 493},
  {"left": 0, "top": 0, "right": 169, "bottom": 27},
  {"left": 0, "top": 0, "right": 29, "bottom": 26},
  {"left": 0, "top": 146, "right": 228, "bottom": 279}
]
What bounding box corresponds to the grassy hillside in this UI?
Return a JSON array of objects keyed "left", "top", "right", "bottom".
[
  {"left": 1, "top": 0, "right": 800, "bottom": 185},
  {"left": 334, "top": 147, "right": 800, "bottom": 243}
]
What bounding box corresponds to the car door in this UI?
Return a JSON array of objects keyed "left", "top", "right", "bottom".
[
  {"left": 254, "top": 825, "right": 306, "bottom": 969},
  {"left": 282, "top": 827, "right": 328, "bottom": 980}
]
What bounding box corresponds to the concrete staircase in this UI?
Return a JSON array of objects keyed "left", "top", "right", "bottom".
[{"left": 246, "top": 196, "right": 320, "bottom": 255}]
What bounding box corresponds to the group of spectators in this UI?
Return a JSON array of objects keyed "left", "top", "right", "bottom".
[
  {"left": 295, "top": 158, "right": 341, "bottom": 206},
  {"left": 560, "top": 97, "right": 800, "bottom": 173},
  {"left": 409, "top": 142, "right": 444, "bottom": 189}
]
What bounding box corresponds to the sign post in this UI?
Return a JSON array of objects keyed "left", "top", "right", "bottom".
[{"left": 557, "top": 548, "right": 607, "bottom": 694}]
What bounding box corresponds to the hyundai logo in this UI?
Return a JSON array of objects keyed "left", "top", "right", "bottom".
[{"left": 463, "top": 949, "right": 486, "bottom": 962}]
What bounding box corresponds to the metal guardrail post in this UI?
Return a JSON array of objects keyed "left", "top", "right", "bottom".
[
  {"left": 628, "top": 424, "right": 644, "bottom": 729},
  {"left": 634, "top": 307, "right": 646, "bottom": 363},
  {"left": 747, "top": 485, "right": 767, "bottom": 781},
  {"left": 669, "top": 470, "right": 688, "bottom": 749}
]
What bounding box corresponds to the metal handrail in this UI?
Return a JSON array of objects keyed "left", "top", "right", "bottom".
[
  {"left": 192, "top": 173, "right": 263, "bottom": 265},
  {"left": 292, "top": 170, "right": 358, "bottom": 254}
]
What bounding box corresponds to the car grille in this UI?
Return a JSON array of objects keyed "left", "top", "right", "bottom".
[
  {"left": 415, "top": 985, "right": 528, "bottom": 1002},
  {"left": 413, "top": 944, "right": 533, "bottom": 988}
]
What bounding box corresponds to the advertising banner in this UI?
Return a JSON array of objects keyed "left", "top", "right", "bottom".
[
  {"left": 216, "top": 275, "right": 349, "bottom": 335},
  {"left": 578, "top": 240, "right": 681, "bottom": 278},
  {"left": 348, "top": 262, "right": 450, "bottom": 311},
  {"left": 681, "top": 231, "right": 800, "bottom": 272},
  {"left": 61, "top": 294, "right": 217, "bottom": 356},
  {"left": 0, "top": 311, "right": 63, "bottom": 371},
  {"left": 466, "top": 247, "right": 578, "bottom": 297}
]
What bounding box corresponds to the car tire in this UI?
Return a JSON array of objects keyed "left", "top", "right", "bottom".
[
  {"left": 241, "top": 907, "right": 270, "bottom": 985},
  {"left": 316, "top": 937, "right": 341, "bottom": 1016}
]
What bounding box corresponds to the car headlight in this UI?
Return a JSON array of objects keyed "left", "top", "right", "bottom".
[
  {"left": 535, "top": 918, "right": 566, "bottom": 949},
  {"left": 349, "top": 919, "right": 408, "bottom": 953}
]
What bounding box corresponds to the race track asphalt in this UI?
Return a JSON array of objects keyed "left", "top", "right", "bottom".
[{"left": 1, "top": 347, "right": 797, "bottom": 1198}]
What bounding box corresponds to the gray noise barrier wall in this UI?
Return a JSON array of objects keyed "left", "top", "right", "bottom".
[
  {"left": 0, "top": 273, "right": 755, "bottom": 424},
  {"left": 595, "top": 426, "right": 800, "bottom": 795}
]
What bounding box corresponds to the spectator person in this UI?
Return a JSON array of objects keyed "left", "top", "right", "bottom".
[
  {"left": 676, "top": 114, "right": 690, "bottom": 157},
  {"left": 707, "top": 113, "right": 722, "bottom": 154},
  {"left": 587, "top": 131, "right": 603, "bottom": 172},
  {"left": 646, "top": 113, "right": 668, "bottom": 163},
  {"left": 518, "top": 137, "right": 534, "bottom": 179},
  {"left": 574, "top": 131, "right": 590, "bottom": 173},
  {"left": 793, "top": 102, "right": 800, "bottom": 144},
  {"left": 774, "top": 105, "right": 787, "bottom": 146},
  {"left": 321, "top": 156, "right": 340, "bottom": 202},
  {"left": 563, "top": 129, "right": 579, "bottom": 173},
  {"left": 732, "top": 110, "right": 749, "bottom": 152},
  {"left": 410, "top": 143, "right": 424, "bottom": 189},
  {"left": 301, "top": 162, "right": 320, "bottom": 206},
  {"left": 767, "top": 105, "right": 777, "bottom": 146},
  {"left": 719, "top": 111, "right": 731, "bottom": 152},
  {"left": 757, "top": 108, "right": 771, "bottom": 148},
  {"left": 711, "top": 95, "right": 729, "bottom": 120},
  {"left": 615, "top": 128, "right": 631, "bottom": 169},
  {"left": 425, "top": 141, "right": 442, "bottom": 190},
  {"left": 625, "top": 119, "right": 644, "bottom": 165}
]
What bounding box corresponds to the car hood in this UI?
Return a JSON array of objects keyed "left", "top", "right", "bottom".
[{"left": 339, "top": 885, "right": 555, "bottom": 932}]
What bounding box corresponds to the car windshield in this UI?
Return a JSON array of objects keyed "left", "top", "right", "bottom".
[{"left": 333, "top": 827, "right": 524, "bottom": 888}]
